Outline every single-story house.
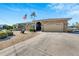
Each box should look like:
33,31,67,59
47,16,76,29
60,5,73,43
31,18,71,32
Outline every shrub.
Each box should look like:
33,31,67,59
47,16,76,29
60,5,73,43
29,28,36,32
0,31,8,39
0,30,13,39
29,28,34,32
2,29,13,36
29,25,36,32
6,30,13,36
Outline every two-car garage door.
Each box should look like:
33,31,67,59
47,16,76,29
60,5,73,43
43,23,64,32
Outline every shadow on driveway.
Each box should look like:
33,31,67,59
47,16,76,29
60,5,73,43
69,31,79,34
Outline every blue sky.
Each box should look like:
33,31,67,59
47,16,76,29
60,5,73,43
0,3,79,25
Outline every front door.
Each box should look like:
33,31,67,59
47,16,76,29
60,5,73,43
36,22,41,31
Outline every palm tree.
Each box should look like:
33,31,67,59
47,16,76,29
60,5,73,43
30,12,37,31
31,12,36,20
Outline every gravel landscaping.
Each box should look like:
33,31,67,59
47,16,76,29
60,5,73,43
0,31,39,50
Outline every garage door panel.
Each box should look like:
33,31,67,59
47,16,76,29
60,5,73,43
43,23,64,32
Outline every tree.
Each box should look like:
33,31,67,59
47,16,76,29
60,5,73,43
30,12,37,29
3,25,13,30
31,12,37,20
74,22,79,29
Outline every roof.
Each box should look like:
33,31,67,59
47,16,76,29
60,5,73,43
33,18,72,22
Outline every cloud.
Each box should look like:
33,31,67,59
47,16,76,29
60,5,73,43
48,3,64,10
48,3,79,17
69,10,79,17
48,3,77,10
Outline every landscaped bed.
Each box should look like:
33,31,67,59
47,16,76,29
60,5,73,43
0,31,39,50
0,30,13,39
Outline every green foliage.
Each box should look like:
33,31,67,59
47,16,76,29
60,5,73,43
0,29,13,39
0,31,8,39
29,25,36,32
3,25,13,30
6,30,13,36
2,29,13,36
29,28,35,32
12,23,26,31
72,22,79,29
75,23,79,29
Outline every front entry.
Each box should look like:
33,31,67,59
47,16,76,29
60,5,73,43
36,22,41,31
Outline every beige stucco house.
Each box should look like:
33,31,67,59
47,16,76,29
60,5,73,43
31,18,71,32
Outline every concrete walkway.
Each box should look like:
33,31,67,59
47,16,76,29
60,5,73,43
1,32,79,56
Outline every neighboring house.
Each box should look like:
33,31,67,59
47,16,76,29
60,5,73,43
32,18,71,32
13,22,32,31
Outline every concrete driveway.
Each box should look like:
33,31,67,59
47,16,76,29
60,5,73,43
1,32,79,56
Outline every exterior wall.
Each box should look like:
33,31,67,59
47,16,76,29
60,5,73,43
26,23,36,31
33,19,68,32
26,24,31,31
36,20,68,32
